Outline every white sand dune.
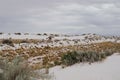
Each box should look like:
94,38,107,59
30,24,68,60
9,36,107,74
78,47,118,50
50,53,120,80
0,33,48,39
0,33,119,50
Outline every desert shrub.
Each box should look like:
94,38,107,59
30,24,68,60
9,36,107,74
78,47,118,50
2,39,14,46
76,51,106,63
20,40,29,43
0,32,3,35
43,33,47,36
103,49,113,56
44,46,51,49
0,56,52,80
47,36,54,41
24,33,29,35
54,34,59,37
61,50,114,66
37,33,41,35
14,33,21,35
82,34,86,35
54,60,61,65
61,51,78,66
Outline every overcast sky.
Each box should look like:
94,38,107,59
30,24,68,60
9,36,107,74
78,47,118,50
0,0,120,35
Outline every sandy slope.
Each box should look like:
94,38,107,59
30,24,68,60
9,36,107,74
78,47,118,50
49,53,120,80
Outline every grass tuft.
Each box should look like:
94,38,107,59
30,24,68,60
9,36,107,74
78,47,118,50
0,56,52,80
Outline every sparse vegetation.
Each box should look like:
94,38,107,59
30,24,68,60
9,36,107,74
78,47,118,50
0,39,41,44
0,32,120,70
0,41,119,69
61,50,113,66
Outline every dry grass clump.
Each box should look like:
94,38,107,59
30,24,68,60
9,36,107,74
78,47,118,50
0,56,52,80
0,57,32,80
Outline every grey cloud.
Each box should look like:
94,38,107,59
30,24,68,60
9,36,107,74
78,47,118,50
0,0,120,35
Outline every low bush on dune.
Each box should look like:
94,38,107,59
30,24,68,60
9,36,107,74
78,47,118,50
37,33,41,35
0,56,52,80
2,39,14,46
14,33,21,35
61,50,114,66
61,51,78,66
0,32,3,35
20,40,29,43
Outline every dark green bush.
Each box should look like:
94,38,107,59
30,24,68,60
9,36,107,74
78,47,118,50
61,51,78,66
61,50,113,66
